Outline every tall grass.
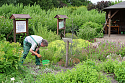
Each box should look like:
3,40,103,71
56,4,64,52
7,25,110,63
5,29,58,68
0,4,105,42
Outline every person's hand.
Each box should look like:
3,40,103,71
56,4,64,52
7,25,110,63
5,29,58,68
36,54,41,58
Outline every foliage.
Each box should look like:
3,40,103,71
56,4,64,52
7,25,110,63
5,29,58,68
77,26,97,40
87,1,111,11
68,0,90,6
87,3,96,11
71,41,125,62
0,41,22,73
114,61,125,82
111,0,123,5
96,32,104,38
96,1,111,12
0,34,6,41
36,60,111,83
78,21,104,38
95,59,125,83
41,39,91,63
0,5,105,43
65,33,78,39
87,0,124,11
80,21,103,33
118,46,125,57
103,59,118,73
0,0,90,10
0,66,35,83
32,23,60,42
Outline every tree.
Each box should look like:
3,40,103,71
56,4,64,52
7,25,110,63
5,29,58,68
68,0,90,6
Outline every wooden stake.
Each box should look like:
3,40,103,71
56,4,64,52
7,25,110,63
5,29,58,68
13,19,16,42
108,11,111,37
66,41,69,67
57,19,59,35
26,19,29,36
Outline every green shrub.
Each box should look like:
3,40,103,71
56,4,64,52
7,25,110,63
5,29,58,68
36,60,111,83
65,33,78,39
96,32,104,38
103,59,118,73
0,41,22,73
80,21,103,33
77,26,97,40
114,61,125,82
42,39,91,63
33,23,60,42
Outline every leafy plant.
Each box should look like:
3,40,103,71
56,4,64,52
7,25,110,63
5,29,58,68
77,26,97,40
80,21,103,33
0,41,22,73
41,39,91,64
36,60,111,83
65,33,78,39
114,61,125,82
103,59,118,73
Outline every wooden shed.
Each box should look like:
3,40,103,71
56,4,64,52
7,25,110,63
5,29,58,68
103,1,125,37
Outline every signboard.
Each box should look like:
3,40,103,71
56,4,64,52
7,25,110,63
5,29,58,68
59,20,64,29
62,38,73,43
16,21,26,33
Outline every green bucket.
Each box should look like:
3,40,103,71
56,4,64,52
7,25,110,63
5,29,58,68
42,60,50,66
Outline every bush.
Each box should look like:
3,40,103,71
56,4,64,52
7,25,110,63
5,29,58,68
33,23,60,42
0,41,22,73
80,21,103,33
87,3,96,11
42,39,91,64
103,59,118,73
96,33,104,38
36,60,111,83
65,33,78,39
114,61,125,82
77,26,97,40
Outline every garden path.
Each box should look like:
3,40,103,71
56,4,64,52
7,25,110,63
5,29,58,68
96,34,125,44
92,34,125,47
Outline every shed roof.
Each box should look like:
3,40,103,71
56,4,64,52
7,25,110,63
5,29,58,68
103,1,125,11
10,14,31,19
54,15,68,18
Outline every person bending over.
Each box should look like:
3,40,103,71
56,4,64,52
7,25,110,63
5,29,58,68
21,35,48,65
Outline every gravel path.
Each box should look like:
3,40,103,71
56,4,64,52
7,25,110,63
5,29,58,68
96,34,125,44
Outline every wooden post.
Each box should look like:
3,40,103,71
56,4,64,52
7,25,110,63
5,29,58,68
66,40,69,67
64,18,66,37
108,11,111,37
62,38,73,68
57,19,59,35
13,19,16,42
26,19,29,36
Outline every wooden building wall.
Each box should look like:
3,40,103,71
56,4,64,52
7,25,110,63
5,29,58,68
105,9,125,34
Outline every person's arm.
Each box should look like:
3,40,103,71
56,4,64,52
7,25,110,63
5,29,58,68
30,48,41,57
35,46,40,52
